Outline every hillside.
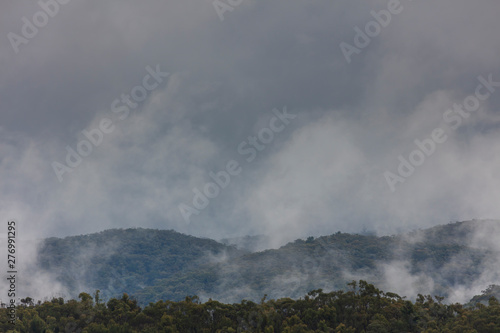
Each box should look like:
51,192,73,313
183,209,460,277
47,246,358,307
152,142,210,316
36,228,246,301
35,220,500,305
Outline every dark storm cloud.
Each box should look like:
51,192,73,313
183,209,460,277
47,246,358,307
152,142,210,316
1,0,500,248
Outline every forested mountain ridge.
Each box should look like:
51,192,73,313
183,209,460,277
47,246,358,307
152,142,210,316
36,228,246,301
35,220,500,306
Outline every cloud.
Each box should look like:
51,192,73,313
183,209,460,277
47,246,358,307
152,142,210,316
1,0,500,249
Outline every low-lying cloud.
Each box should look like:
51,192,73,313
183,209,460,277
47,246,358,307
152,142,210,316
2,0,500,301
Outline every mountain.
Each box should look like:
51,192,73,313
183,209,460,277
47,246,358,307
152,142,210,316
468,284,500,306
36,228,246,301
35,220,500,306
220,234,271,252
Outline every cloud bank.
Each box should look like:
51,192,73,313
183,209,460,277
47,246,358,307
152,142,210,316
1,0,500,252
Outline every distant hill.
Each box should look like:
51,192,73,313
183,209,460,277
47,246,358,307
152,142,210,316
35,220,500,305
36,228,246,301
220,234,271,252
468,285,500,306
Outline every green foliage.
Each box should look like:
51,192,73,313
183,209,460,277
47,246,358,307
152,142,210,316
2,281,500,332
36,228,245,302
33,221,500,307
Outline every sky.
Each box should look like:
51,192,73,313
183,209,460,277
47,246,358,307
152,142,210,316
2,0,500,247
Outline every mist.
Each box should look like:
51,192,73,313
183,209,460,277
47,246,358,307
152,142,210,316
2,0,500,301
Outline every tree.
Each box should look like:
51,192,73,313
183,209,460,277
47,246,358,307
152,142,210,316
29,314,47,333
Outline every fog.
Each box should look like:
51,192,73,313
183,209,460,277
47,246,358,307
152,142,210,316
2,0,500,300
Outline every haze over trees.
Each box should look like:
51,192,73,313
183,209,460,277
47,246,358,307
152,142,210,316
33,220,500,306
2,281,500,332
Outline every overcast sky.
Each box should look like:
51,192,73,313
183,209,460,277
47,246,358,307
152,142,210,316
2,0,500,245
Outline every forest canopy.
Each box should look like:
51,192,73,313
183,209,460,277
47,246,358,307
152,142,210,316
1,280,500,333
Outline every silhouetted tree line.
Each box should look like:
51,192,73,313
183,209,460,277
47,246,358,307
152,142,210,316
1,281,500,332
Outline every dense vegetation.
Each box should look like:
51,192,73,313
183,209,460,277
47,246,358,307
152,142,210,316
35,221,500,305
2,281,500,332
36,228,245,301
